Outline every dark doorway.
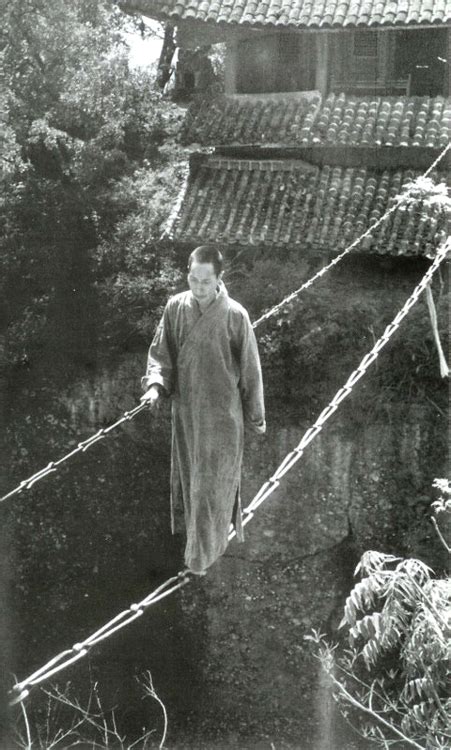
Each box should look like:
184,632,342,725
394,29,448,95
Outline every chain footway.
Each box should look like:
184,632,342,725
9,570,191,706
2,143,450,508
9,239,450,704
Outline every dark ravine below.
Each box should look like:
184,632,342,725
2,342,447,749
1,257,448,749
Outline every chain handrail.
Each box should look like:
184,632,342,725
1,403,148,504
237,237,451,525
2,140,450,506
252,142,450,328
9,237,450,705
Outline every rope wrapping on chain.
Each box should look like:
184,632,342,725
1,140,450,506
9,237,450,706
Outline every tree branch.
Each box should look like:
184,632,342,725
19,699,32,750
327,672,426,750
431,516,451,554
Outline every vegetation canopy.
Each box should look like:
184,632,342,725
1,0,186,377
308,479,451,750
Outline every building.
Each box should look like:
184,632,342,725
122,0,450,259
118,5,450,747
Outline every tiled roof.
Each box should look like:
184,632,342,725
182,94,451,148
169,157,447,255
122,0,451,28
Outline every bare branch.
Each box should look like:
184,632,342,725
19,699,32,750
327,672,426,750
138,671,168,750
431,516,451,554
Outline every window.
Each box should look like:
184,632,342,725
354,31,377,57
353,31,378,58
348,30,379,82
236,33,315,94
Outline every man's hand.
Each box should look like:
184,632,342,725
140,385,160,406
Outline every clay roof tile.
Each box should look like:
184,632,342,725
173,157,445,255
122,0,451,27
183,93,450,148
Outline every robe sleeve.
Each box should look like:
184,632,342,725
238,311,266,434
141,302,175,395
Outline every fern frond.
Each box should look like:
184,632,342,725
423,578,451,611
395,559,433,585
386,573,418,610
401,700,434,734
411,701,434,724
350,613,384,645
340,575,387,628
379,600,418,654
402,677,435,703
362,639,381,670
403,606,450,676
355,551,401,577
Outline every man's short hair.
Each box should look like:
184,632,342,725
188,245,223,277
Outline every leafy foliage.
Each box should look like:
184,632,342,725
95,161,186,348
398,177,451,219
1,0,186,373
309,481,451,749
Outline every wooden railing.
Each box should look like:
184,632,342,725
330,75,411,96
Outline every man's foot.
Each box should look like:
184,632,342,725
189,569,207,576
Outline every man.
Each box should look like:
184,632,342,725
141,245,265,575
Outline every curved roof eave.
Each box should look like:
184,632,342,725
120,0,451,31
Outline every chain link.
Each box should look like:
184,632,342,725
1,402,149,504
2,143,450,506
8,238,449,707
244,239,450,523
9,571,191,705
4,142,451,702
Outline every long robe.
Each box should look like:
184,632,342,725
142,282,265,573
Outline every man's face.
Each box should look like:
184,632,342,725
188,261,219,305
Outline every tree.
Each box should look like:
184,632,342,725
0,0,185,376
308,479,451,750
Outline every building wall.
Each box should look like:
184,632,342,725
220,26,450,97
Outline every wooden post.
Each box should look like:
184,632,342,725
157,23,176,89
316,33,329,95
446,28,451,96
224,38,238,94
377,30,389,84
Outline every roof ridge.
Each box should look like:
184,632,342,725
121,0,451,28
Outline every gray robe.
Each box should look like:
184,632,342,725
142,282,265,573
